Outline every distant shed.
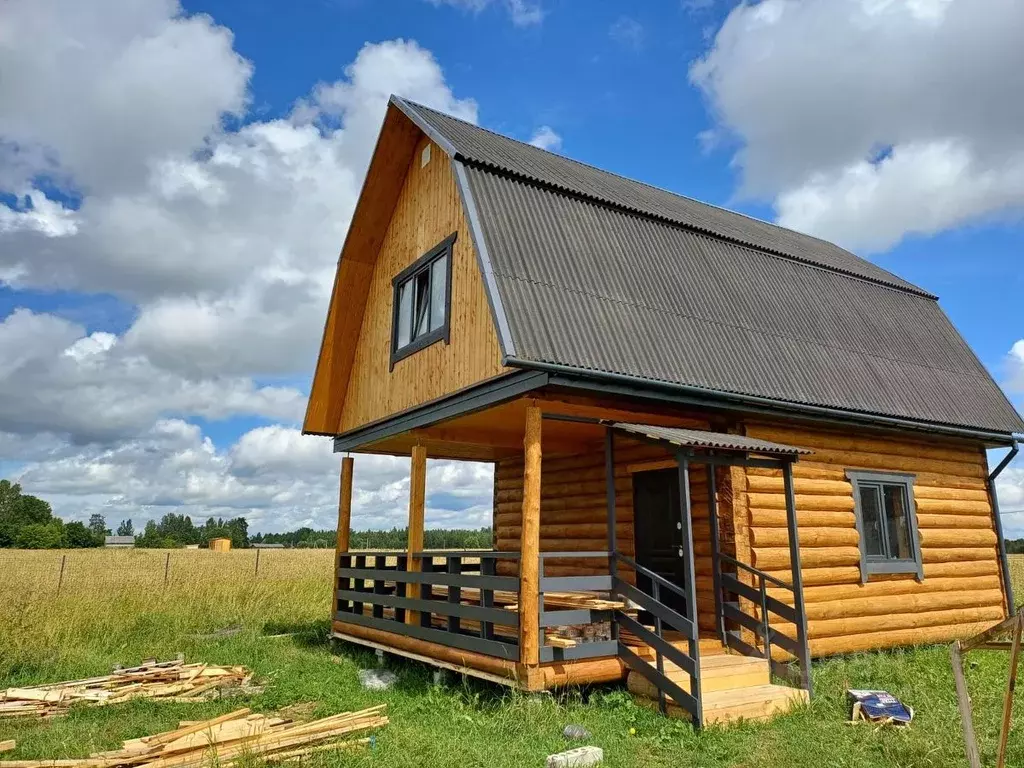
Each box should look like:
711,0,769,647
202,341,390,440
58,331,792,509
208,538,232,552
104,536,135,548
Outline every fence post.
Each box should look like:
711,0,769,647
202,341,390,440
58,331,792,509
163,552,171,587
57,553,67,595
254,547,261,577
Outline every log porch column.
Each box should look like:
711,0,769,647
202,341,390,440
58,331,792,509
519,405,542,666
336,456,354,555
406,445,427,625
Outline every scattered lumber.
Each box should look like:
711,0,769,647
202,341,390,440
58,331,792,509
0,705,387,767
0,743,14,755
545,634,577,649
0,660,253,720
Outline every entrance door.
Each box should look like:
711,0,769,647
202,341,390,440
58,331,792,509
632,468,688,616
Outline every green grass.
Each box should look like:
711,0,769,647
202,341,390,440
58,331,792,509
0,549,1022,767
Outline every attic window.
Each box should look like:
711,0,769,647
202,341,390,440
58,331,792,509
847,470,923,582
390,232,456,368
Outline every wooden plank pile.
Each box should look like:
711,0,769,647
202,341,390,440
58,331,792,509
0,705,388,767
0,660,253,719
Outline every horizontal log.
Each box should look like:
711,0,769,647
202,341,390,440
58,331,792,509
750,527,859,548
760,566,862,586
752,546,861,570
918,528,997,548
746,492,854,512
496,493,632,514
495,509,633,527
807,605,1004,641
745,476,852,495
786,575,1003,605
748,509,855,528
747,425,983,465
497,523,633,540
804,589,1005,622
916,514,994,530
922,547,996,564
748,464,989,492
924,560,999,579
914,485,991,503
810,619,997,657
915,497,991,515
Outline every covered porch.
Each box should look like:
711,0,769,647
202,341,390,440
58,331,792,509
330,392,814,726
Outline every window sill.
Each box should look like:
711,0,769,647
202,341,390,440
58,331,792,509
389,326,449,369
863,559,923,582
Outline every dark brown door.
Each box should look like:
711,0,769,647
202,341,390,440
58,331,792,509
632,468,687,615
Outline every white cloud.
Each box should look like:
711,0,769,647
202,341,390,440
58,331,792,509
0,1,492,531
12,424,493,534
690,0,1024,252
1003,341,1024,395
609,16,645,50
425,0,544,26
528,126,562,152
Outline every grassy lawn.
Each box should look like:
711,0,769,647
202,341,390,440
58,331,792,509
0,549,1022,767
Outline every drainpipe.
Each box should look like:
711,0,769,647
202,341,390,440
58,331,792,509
989,440,1020,616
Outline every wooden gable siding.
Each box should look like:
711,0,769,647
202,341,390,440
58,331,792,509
338,135,508,432
739,422,1004,657
493,428,736,634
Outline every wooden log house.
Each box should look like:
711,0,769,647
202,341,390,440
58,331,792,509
303,97,1024,726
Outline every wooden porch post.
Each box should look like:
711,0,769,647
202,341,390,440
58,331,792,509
406,445,427,626
336,456,354,554
520,405,542,666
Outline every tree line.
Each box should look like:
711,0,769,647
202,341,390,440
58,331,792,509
2,479,493,550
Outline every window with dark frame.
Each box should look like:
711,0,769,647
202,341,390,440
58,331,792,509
390,232,456,368
847,470,923,581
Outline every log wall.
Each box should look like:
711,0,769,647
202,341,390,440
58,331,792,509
494,434,735,633
742,421,1005,657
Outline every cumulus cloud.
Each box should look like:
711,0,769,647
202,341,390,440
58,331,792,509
528,126,562,152
690,0,1024,252
1003,341,1024,395
0,0,493,531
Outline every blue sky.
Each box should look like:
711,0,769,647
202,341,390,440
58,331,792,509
1,0,1023,535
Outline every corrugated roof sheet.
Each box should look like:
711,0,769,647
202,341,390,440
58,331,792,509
391,98,1024,435
610,423,813,456
399,98,929,297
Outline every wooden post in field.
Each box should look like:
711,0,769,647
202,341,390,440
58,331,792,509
406,445,427,626
519,405,542,666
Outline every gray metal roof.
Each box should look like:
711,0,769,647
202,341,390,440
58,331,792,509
391,98,1024,436
610,423,813,456
398,98,929,297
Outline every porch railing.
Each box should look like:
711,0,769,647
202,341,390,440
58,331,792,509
538,551,618,662
613,552,702,725
334,550,521,660
718,553,812,693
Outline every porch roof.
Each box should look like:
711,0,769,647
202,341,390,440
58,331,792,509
608,422,813,457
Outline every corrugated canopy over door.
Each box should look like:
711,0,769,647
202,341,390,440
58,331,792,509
608,423,812,458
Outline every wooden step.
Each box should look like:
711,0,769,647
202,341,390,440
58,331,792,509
629,636,727,662
627,655,769,697
635,683,808,726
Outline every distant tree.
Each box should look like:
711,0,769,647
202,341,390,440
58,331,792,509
116,519,134,537
64,520,101,548
226,517,249,548
87,514,109,539
0,480,58,548
15,521,64,549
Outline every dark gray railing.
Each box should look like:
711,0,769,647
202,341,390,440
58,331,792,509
538,551,618,662
613,552,702,726
717,553,811,692
334,550,521,660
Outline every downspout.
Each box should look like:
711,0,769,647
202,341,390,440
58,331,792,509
989,440,1020,616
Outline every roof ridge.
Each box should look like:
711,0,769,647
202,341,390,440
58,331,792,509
395,96,935,300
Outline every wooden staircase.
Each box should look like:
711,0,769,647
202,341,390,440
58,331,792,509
626,639,808,726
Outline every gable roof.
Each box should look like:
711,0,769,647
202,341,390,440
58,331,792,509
390,97,1023,437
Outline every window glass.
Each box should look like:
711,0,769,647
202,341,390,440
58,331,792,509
429,254,447,332
884,484,912,560
858,484,885,558
397,281,412,347
412,270,431,339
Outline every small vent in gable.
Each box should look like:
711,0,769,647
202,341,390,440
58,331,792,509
421,143,431,168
